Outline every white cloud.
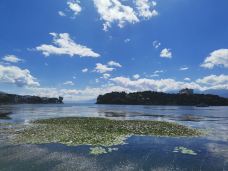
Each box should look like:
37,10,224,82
184,77,191,81
109,74,228,93
107,60,122,67
153,40,161,49
124,38,131,43
93,0,139,31
0,64,39,87
58,11,66,17
110,76,202,92
154,70,164,74
133,74,140,79
201,49,228,69
82,68,88,73
135,0,158,18
93,0,158,31
110,74,228,92
94,63,114,73
160,48,172,58
63,81,75,86
2,55,23,63
150,74,159,77
67,1,82,15
179,66,189,71
102,73,111,79
196,74,228,89
36,33,100,58
150,70,163,77
23,74,228,102
27,85,130,102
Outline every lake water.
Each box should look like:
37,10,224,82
0,104,228,171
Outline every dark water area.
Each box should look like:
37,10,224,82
0,104,228,171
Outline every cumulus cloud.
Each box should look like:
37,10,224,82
93,0,139,31
2,55,23,63
94,63,114,73
110,76,202,92
24,74,228,101
93,0,158,31
36,33,100,58
63,81,75,86
196,74,228,89
135,0,158,18
82,68,88,73
201,49,228,69
67,1,82,15
110,74,228,93
107,60,122,67
27,85,130,102
160,48,172,58
0,64,39,87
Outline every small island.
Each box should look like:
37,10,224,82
0,92,63,104
97,89,228,106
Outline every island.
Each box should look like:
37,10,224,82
0,92,63,104
96,89,228,106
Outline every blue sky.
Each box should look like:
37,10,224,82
0,0,228,101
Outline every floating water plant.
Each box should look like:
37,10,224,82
90,147,107,155
13,117,202,147
89,146,118,155
173,146,197,155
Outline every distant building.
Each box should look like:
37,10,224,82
179,88,194,95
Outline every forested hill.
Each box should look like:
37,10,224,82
0,92,63,104
96,91,228,106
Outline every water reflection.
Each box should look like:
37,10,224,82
0,104,228,170
0,137,227,170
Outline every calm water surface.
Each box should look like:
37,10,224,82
0,104,228,171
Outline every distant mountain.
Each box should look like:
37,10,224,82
166,90,228,98
96,91,228,106
202,89,228,98
0,92,63,104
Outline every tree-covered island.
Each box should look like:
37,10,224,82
97,89,228,106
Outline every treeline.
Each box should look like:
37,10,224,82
0,92,63,104
96,91,228,106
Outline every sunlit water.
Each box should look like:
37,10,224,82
0,104,228,171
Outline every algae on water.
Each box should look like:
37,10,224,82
13,117,202,147
173,146,197,155
90,147,107,155
89,146,118,155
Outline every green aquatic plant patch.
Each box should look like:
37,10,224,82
173,146,197,155
13,117,202,147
